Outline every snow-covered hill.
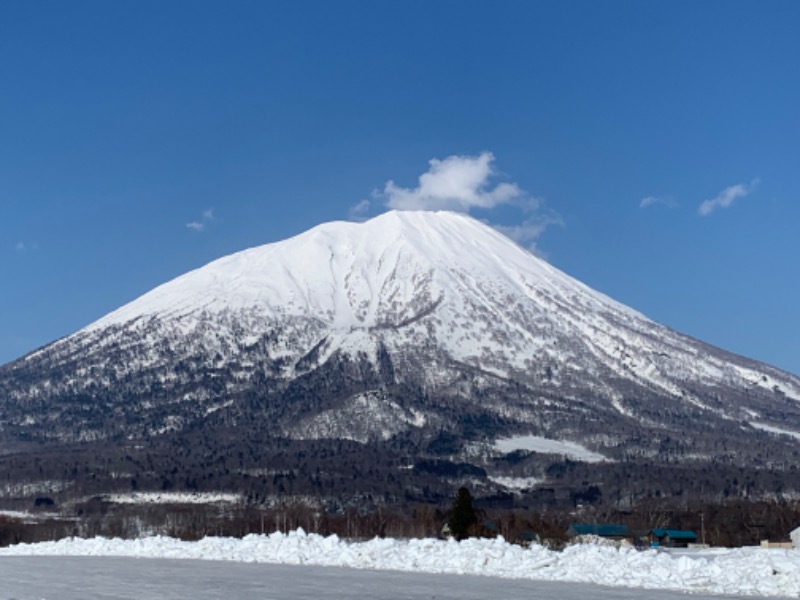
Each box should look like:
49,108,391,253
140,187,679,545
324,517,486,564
2,210,800,499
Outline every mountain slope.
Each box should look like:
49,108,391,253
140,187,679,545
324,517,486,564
2,210,800,505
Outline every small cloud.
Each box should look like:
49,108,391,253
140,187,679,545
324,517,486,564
186,207,214,232
698,179,759,216
348,199,371,221
14,241,38,253
492,214,564,257
382,152,522,212
640,195,677,209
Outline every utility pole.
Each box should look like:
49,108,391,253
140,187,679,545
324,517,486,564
701,512,706,546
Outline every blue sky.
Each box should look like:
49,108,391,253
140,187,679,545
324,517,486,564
2,1,799,375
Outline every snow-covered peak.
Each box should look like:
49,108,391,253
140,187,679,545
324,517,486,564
85,210,637,333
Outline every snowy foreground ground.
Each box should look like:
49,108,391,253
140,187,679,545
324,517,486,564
0,557,755,600
1,530,799,598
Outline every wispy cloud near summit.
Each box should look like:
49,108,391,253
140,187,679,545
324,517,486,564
348,152,562,254
492,214,564,257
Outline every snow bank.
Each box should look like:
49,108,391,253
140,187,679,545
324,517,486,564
1,530,798,597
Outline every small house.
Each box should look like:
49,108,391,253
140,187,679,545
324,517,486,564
650,529,698,548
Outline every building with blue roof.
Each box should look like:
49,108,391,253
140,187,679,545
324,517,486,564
650,529,698,548
566,523,631,540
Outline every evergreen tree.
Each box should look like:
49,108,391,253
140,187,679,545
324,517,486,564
447,486,478,540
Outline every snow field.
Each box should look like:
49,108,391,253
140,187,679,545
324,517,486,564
1,530,799,597
492,434,609,463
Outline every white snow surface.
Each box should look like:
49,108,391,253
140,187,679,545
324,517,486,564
486,475,542,490
493,435,609,463
101,492,243,505
1,530,799,597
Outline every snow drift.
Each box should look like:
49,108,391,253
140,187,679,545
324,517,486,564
2,531,799,597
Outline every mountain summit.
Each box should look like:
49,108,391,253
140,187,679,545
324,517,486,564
2,210,800,505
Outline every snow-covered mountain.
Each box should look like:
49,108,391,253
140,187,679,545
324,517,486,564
2,210,800,497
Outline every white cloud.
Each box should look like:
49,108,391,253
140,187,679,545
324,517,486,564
348,199,371,221
367,152,562,253
383,152,522,212
698,179,759,216
640,195,677,209
186,208,214,232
